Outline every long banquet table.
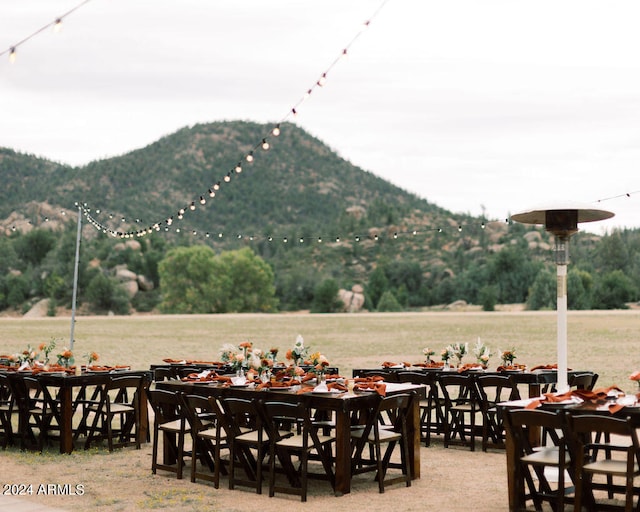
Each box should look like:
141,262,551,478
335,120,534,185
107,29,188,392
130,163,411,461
5,370,151,454
156,379,427,495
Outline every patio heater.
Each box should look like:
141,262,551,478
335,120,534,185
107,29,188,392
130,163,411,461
511,203,613,392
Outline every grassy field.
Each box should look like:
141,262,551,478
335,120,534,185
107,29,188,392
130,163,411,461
1,310,639,511
2,310,639,393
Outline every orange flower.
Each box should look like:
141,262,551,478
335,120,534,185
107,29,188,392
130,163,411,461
239,341,252,349
62,349,72,359
629,371,640,381
285,349,293,361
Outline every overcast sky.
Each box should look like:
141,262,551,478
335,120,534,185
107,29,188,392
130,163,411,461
2,0,640,234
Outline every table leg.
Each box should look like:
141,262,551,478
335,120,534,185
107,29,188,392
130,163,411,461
59,386,73,454
407,395,421,479
333,409,351,495
504,422,520,512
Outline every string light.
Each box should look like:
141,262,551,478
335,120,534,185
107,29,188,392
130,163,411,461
261,139,270,150
1,0,93,62
272,125,281,136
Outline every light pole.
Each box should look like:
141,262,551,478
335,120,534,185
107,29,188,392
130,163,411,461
511,203,613,392
70,203,82,351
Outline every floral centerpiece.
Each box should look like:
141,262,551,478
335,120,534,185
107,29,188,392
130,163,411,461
56,347,74,368
220,341,251,373
85,351,99,367
308,351,330,377
448,342,468,368
441,347,454,367
39,339,57,365
15,344,40,368
422,347,436,364
499,347,517,367
286,334,309,366
472,338,491,367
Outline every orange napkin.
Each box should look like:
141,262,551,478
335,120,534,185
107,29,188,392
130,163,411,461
328,382,348,392
354,376,384,383
354,382,386,396
381,361,410,368
458,363,485,373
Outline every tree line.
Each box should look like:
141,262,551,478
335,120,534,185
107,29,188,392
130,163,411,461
0,223,638,316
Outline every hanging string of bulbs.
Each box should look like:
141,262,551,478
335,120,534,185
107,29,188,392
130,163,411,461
76,0,392,238
79,204,504,241
76,186,639,242
1,0,93,63
4,1,637,239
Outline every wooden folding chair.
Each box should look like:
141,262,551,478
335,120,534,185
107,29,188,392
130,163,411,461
351,393,413,493
262,399,335,501
475,374,520,452
566,414,640,512
503,408,572,511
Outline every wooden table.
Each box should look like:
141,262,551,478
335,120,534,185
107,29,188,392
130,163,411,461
157,379,426,495
6,370,151,454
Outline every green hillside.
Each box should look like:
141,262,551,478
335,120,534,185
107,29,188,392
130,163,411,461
0,120,637,314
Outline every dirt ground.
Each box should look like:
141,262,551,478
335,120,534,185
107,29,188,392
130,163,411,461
0,435,510,512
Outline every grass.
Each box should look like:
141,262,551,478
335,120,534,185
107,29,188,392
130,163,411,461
2,310,640,393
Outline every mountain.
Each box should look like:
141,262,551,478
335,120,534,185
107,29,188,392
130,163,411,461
5,120,629,313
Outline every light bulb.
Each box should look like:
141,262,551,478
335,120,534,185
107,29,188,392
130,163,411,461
9,47,16,64
235,164,242,173
179,208,185,215
317,73,327,87
213,182,220,191
224,173,231,183
208,189,216,198
189,202,196,210
199,196,206,205
261,139,270,150
53,18,62,33
272,125,280,136
246,152,254,163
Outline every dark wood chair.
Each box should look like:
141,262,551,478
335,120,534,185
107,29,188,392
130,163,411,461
21,376,62,451
262,399,335,501
566,414,640,512
85,375,145,451
438,373,479,451
474,374,520,451
0,373,16,448
351,393,414,493
396,371,444,446
179,394,228,488
219,396,269,494
569,372,598,390
503,408,572,511
148,389,190,479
